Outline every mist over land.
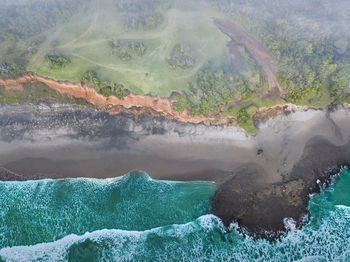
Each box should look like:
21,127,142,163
1,0,349,131
0,0,350,259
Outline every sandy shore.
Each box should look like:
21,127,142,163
0,103,252,181
1,102,350,236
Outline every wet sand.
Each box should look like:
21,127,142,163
0,103,255,182
1,103,350,236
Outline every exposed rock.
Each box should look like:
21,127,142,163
0,72,238,127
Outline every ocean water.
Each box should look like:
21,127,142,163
0,169,350,261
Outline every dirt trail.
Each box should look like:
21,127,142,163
30,28,63,65
59,1,99,50
70,53,143,74
214,18,283,94
0,72,237,127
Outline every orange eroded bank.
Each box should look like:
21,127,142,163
0,72,237,126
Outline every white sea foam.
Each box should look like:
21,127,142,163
283,217,297,231
1,170,350,261
1,207,350,262
0,216,214,261
293,255,327,262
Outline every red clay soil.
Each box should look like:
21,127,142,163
0,72,238,126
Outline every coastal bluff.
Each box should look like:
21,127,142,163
0,72,237,126
0,102,350,237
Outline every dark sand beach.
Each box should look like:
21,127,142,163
1,102,350,236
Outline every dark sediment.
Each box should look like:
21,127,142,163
1,102,350,238
0,167,29,181
0,103,236,182
212,137,350,237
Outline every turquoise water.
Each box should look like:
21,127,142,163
0,169,350,261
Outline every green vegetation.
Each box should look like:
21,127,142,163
0,0,85,78
81,70,129,98
211,0,350,107
224,104,258,134
271,37,349,106
116,0,165,31
237,108,250,124
1,0,350,133
45,53,71,69
0,1,84,41
167,44,196,70
0,59,27,78
168,56,261,117
110,40,147,61
0,82,90,105
170,92,188,113
25,0,231,97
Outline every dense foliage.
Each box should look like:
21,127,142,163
170,60,259,116
1,0,350,133
45,53,71,69
0,59,27,78
81,70,129,98
0,0,85,78
0,0,84,41
115,0,166,31
210,0,350,105
237,108,249,123
167,44,196,70
110,40,147,61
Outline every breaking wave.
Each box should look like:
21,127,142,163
1,169,350,261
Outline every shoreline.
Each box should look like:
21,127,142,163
0,101,350,237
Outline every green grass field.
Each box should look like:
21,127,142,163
27,2,231,97
3,0,348,133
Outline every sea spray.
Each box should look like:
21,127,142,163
1,169,350,261
0,170,215,248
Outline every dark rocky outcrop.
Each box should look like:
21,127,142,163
212,137,350,237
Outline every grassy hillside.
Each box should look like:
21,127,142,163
27,2,232,97
1,0,349,133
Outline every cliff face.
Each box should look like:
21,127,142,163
0,72,237,126
1,99,350,237
1,72,327,130
252,103,317,124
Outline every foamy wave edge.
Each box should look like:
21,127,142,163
0,214,223,261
